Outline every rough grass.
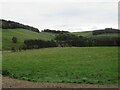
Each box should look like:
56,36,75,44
2,29,55,49
2,47,118,84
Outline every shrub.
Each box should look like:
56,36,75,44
12,37,17,43
11,47,16,52
2,69,10,76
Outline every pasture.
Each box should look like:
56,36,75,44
2,47,118,84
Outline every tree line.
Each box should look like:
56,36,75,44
0,19,39,33
11,38,58,51
24,39,57,49
41,29,69,34
55,33,120,47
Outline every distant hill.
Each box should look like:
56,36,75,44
72,28,120,38
92,28,120,35
0,19,39,33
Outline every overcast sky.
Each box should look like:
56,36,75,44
0,0,119,32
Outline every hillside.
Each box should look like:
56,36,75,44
2,28,120,50
2,29,55,50
1,19,120,50
72,29,120,38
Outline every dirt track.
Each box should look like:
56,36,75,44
2,77,118,88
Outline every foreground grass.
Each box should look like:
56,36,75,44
2,47,118,84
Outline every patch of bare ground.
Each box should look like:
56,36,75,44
2,77,118,88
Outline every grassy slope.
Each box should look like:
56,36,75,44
3,47,118,84
2,29,55,49
72,31,93,37
3,29,119,50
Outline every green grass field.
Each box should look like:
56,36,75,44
3,47,118,84
2,29,55,49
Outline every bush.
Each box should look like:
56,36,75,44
11,47,16,52
2,69,10,76
12,37,17,43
